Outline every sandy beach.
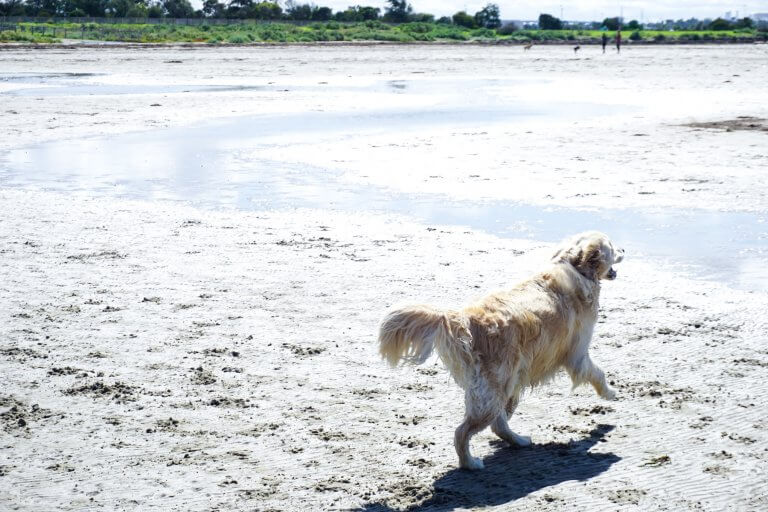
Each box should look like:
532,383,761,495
1,44,767,511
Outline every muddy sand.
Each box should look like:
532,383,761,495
1,44,767,510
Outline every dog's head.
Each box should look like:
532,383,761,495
552,231,624,282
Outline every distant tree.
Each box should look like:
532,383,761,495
602,17,621,30
249,1,281,19
474,3,500,29
626,19,641,30
311,5,331,21
708,17,732,30
24,0,64,15
683,17,699,29
285,1,311,20
50,0,67,16
734,17,753,29
202,0,225,17
106,0,147,17
334,5,379,21
67,0,108,16
0,0,25,15
285,4,318,20
452,10,476,28
436,15,451,24
20,0,34,14
538,13,562,30
333,7,352,21
163,0,193,17
147,0,163,16
357,6,379,20
383,0,411,23
685,18,700,29
126,0,148,16
411,12,432,22
226,0,251,18
0,0,17,16
409,12,433,22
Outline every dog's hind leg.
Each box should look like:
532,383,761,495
491,395,532,447
566,355,616,400
454,377,501,470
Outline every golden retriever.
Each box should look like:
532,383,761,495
378,231,624,470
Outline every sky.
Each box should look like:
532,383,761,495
287,1,767,22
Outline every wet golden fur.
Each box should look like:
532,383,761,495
378,231,624,470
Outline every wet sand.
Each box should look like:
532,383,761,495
1,45,768,511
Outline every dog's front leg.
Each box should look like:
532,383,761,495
567,355,616,400
588,361,616,400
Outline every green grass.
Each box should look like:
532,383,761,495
0,29,59,43
1,22,763,44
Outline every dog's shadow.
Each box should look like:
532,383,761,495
357,424,620,512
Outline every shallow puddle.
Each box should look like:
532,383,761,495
2,111,766,292
5,84,271,96
0,72,102,82
0,72,266,96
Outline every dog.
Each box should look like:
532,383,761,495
378,231,624,470
523,42,533,51
573,45,581,54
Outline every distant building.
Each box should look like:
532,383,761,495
752,13,768,22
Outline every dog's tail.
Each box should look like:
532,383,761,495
378,305,474,386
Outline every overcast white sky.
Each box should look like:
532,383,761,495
282,1,766,22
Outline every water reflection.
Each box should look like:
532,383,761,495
1,118,765,292
0,73,765,291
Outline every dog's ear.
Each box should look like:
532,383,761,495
569,243,602,280
586,246,603,269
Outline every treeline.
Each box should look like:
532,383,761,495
537,12,759,31
536,14,645,31
2,0,762,32
0,0,501,27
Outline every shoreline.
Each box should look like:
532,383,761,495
2,39,766,49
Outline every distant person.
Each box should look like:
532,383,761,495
573,45,581,54
616,29,622,53
601,33,608,53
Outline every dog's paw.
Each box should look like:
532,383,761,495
460,457,484,471
513,434,532,447
601,386,617,401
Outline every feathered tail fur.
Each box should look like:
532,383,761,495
378,305,474,386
